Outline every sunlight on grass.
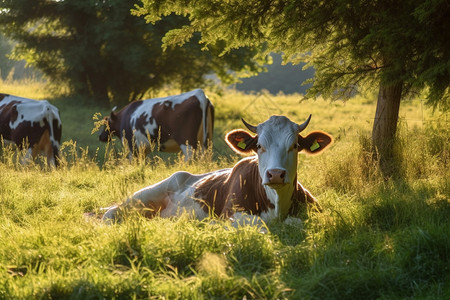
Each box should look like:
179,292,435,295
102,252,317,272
0,80,449,299
0,77,50,99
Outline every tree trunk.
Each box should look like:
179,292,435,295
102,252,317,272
372,81,402,177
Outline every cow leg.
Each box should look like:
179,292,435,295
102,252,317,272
229,212,268,233
180,144,194,161
21,148,34,165
43,142,56,168
102,171,201,223
29,129,56,167
47,154,56,168
120,136,135,160
297,182,322,212
102,179,173,223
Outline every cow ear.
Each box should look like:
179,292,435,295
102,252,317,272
298,131,333,154
226,130,257,154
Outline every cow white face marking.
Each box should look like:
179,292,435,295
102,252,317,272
254,117,301,219
255,116,300,187
225,116,302,219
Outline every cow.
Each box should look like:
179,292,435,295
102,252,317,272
0,93,62,167
98,89,214,159
102,115,333,227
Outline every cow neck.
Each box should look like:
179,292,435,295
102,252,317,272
261,174,296,221
112,113,123,138
193,157,272,217
289,174,302,215
230,157,273,213
238,156,296,221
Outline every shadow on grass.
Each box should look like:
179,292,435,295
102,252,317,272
279,180,450,299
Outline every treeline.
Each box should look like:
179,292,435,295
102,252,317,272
1,37,314,95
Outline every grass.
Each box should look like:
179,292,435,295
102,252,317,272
0,79,449,299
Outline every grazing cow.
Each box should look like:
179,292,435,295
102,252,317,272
98,89,214,159
102,115,333,226
0,93,62,167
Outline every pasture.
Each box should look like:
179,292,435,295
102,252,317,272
0,79,449,299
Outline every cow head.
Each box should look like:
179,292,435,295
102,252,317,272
226,115,332,189
98,108,118,142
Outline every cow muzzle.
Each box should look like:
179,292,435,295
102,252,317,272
264,168,288,187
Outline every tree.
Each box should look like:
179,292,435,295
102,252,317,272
0,0,266,107
135,0,449,176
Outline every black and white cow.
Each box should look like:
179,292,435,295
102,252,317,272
0,93,62,167
98,89,214,159
102,115,333,226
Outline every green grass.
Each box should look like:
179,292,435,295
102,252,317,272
0,80,449,299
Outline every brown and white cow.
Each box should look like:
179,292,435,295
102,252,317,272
98,89,214,159
0,93,62,167
102,115,332,226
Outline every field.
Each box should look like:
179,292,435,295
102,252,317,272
0,79,449,299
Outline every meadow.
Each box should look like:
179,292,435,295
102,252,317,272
0,79,449,299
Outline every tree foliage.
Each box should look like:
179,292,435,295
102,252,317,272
135,0,449,109
0,0,266,106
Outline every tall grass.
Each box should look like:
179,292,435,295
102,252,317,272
0,80,449,299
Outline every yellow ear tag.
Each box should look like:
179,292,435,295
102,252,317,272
310,139,320,151
237,141,247,149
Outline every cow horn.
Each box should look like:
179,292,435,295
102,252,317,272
111,106,118,112
241,118,257,133
297,114,312,132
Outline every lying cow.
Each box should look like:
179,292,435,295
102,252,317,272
98,89,214,159
0,93,62,167
102,115,332,226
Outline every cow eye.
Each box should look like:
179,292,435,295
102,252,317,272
256,144,265,152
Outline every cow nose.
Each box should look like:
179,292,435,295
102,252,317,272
266,169,286,184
